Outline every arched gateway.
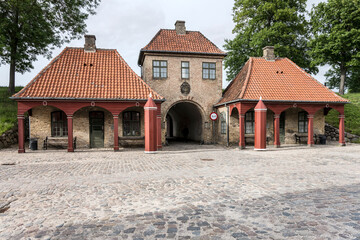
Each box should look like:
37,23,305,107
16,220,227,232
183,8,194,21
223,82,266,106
166,101,203,143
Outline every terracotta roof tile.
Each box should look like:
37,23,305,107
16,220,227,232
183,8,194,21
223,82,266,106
13,48,164,101
138,29,226,65
218,57,348,104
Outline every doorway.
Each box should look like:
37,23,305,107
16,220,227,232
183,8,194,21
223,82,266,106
280,112,285,143
89,111,104,148
166,102,203,143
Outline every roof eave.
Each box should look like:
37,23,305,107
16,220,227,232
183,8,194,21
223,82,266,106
11,97,166,102
214,98,349,107
138,49,227,66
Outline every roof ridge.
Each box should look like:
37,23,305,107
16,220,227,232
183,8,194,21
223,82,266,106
285,58,349,102
197,31,226,54
12,47,70,98
143,29,162,50
114,50,164,100
239,57,253,99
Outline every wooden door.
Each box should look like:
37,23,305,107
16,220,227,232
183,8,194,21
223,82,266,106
89,111,104,148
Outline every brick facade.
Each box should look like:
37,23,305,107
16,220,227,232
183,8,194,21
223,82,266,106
141,54,223,144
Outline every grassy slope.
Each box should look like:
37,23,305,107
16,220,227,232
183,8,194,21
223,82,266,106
325,93,360,136
0,86,23,134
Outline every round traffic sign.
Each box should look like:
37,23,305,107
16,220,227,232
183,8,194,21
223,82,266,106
210,112,218,121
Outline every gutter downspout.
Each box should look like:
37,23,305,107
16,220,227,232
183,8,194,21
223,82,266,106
226,104,229,147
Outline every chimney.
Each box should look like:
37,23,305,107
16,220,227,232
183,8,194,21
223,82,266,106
84,35,96,52
175,20,186,35
263,46,275,61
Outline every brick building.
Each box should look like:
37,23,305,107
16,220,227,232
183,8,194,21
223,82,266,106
12,21,348,152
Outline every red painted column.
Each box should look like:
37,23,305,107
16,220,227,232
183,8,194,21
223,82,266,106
254,99,267,150
144,97,157,153
307,114,314,146
339,114,346,146
239,114,245,149
67,115,74,152
273,114,280,148
157,113,162,150
18,114,25,153
113,114,119,151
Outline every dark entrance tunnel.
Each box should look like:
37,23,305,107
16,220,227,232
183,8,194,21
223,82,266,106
166,102,202,142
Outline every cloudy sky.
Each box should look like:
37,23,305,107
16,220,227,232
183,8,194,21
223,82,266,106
0,0,326,89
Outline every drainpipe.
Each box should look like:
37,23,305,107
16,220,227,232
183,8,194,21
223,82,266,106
226,104,229,147
212,108,215,144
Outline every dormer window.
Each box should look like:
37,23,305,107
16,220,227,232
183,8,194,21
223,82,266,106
153,60,167,79
202,62,216,80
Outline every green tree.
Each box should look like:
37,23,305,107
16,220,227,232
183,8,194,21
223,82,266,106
0,0,100,94
309,0,360,95
325,66,360,93
224,0,317,81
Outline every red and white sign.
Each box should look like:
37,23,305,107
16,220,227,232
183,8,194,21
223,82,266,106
209,112,218,121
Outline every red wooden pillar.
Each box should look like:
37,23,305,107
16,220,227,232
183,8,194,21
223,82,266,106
273,113,281,148
254,99,267,150
18,114,25,153
339,114,346,146
239,114,245,149
157,111,162,150
113,114,119,151
307,114,314,146
144,97,157,153
67,114,74,152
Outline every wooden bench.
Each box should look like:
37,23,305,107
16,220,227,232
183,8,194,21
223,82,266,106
43,136,77,150
295,134,318,144
118,136,144,147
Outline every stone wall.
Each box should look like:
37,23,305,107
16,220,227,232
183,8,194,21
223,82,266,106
142,53,224,144
0,126,18,149
325,123,359,143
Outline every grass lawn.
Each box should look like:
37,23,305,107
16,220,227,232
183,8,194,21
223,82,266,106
325,93,360,136
0,86,23,135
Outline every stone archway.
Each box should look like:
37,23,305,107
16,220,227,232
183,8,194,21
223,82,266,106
166,101,203,143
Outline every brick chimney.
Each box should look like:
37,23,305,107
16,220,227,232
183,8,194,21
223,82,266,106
84,35,96,52
175,20,186,35
263,46,275,61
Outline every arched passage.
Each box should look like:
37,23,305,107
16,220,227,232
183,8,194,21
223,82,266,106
166,101,203,143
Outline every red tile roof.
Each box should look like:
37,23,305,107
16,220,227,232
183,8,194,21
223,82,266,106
217,57,348,105
13,48,164,101
138,29,226,65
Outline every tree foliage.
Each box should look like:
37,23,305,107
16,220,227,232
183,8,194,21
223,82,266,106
309,0,360,95
224,0,317,81
325,66,360,93
0,0,100,94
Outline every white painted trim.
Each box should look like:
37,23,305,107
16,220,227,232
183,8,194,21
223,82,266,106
254,109,267,111
144,107,157,110
144,151,157,154
254,148,267,151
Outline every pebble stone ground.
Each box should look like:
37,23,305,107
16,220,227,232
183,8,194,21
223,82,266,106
0,143,360,240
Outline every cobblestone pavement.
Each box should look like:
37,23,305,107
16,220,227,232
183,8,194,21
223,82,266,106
0,143,360,240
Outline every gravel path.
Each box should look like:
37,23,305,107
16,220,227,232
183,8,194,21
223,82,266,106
0,143,359,239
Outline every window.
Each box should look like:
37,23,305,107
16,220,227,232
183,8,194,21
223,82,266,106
202,62,216,79
51,111,68,137
220,112,226,134
298,111,308,133
153,60,167,78
245,111,254,134
123,111,141,136
181,61,189,79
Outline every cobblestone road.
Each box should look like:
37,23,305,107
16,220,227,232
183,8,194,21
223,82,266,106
0,144,360,240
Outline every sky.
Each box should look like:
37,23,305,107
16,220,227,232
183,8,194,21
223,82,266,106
0,0,326,89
